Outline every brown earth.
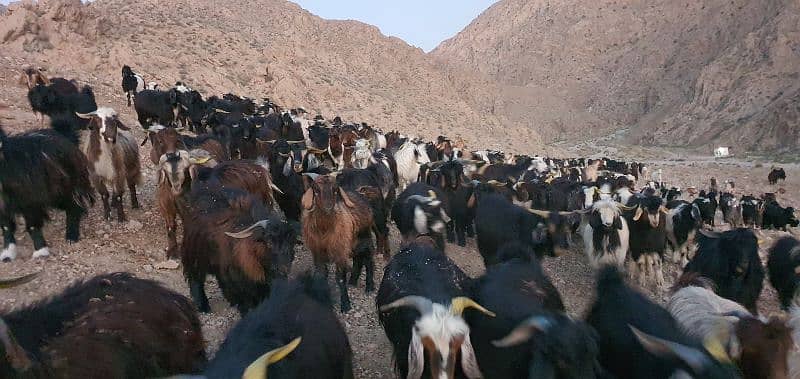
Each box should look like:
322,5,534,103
1,1,799,378
432,0,800,153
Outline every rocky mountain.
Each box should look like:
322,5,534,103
432,0,800,153
0,0,543,152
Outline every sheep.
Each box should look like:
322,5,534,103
181,181,294,314
0,272,206,378
198,273,353,379
669,274,793,379
376,242,494,379
0,120,94,261
75,108,142,222
582,199,630,270
301,173,376,312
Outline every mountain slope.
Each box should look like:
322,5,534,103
0,0,541,151
431,0,800,153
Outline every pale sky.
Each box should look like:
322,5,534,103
291,0,498,52
0,0,498,52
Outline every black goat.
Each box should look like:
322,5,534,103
665,201,703,266
693,190,718,226
0,272,206,378
468,247,602,378
768,167,786,185
683,228,764,313
200,274,353,379
438,161,473,246
267,139,305,225
740,195,763,228
474,188,553,266
181,183,295,314
377,242,493,379
27,84,97,128
767,237,800,310
0,122,94,261
133,88,180,128
586,267,741,379
392,182,450,252
121,65,144,107
762,200,798,231
625,194,669,287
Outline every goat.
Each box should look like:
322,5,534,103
377,242,494,379
625,194,669,288
76,108,141,222
266,139,305,225
0,272,205,378
0,121,94,261
392,183,451,252
27,84,96,128
121,65,145,107
693,190,718,226
133,88,180,128
582,199,630,270
740,195,764,228
668,274,793,379
181,181,294,314
468,248,602,378
437,161,473,247
762,200,799,231
767,237,800,309
665,201,703,266
147,124,227,166
768,167,786,185
19,67,79,123
586,267,741,379
336,168,392,262
683,229,764,313
301,173,376,312
394,141,431,190
199,273,353,378
720,192,743,227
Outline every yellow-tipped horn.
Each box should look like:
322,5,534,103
449,297,495,317
189,156,211,165
527,209,551,218
242,337,302,379
427,190,437,200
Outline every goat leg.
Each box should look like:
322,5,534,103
26,223,49,259
129,182,140,209
446,220,456,243
456,218,467,247
113,194,126,223
1,219,17,262
349,250,364,287
336,266,352,313
98,183,111,221
65,202,83,242
188,277,211,313
364,252,375,293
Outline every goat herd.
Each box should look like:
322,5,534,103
0,65,798,379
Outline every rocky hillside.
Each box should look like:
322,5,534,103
0,0,545,152
432,0,800,153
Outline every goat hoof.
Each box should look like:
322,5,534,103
340,304,352,313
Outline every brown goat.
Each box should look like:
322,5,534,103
0,272,206,378
148,125,227,166
328,127,358,169
735,316,793,379
76,108,141,222
301,173,375,312
156,155,277,259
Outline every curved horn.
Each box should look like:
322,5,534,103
301,172,320,181
450,297,495,317
75,111,97,119
487,180,508,187
286,140,306,144
379,295,434,315
270,182,284,195
307,147,326,154
242,337,302,379
659,205,670,214
255,138,277,144
527,209,551,218
717,310,752,320
617,203,637,211
213,108,230,114
225,220,269,239
188,156,211,165
406,195,431,204
0,271,41,289
492,316,554,348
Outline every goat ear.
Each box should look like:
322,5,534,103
467,193,476,208
407,327,425,379
460,333,483,379
188,165,200,181
301,188,314,210
339,187,356,208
